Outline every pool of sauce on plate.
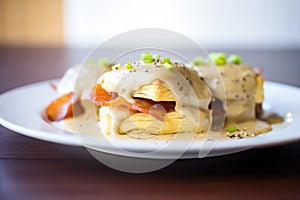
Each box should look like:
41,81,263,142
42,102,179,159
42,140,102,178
57,104,282,141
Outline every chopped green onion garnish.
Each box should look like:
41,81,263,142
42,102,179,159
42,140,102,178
163,62,173,70
162,57,171,64
209,52,227,66
86,58,94,65
152,54,160,61
99,58,109,67
141,52,153,63
192,56,203,67
226,125,238,133
126,62,133,70
208,52,217,59
112,63,121,71
227,54,242,64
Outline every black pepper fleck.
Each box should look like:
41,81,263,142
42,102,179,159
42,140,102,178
184,93,190,98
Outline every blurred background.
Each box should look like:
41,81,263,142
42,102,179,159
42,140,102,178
0,0,299,49
0,0,299,88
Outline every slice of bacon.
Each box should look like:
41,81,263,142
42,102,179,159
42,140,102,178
46,92,83,121
91,84,175,121
125,98,175,121
91,84,119,106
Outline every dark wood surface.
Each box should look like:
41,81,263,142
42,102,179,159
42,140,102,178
1,47,300,200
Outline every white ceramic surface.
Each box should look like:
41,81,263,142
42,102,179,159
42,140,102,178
0,80,299,159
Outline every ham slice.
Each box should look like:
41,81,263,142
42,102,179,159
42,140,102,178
91,84,175,121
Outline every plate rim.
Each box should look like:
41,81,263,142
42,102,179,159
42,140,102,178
1,79,300,159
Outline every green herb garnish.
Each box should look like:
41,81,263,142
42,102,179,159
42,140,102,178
141,52,153,63
192,56,204,67
86,58,94,65
227,54,242,64
125,62,133,70
162,57,171,64
226,125,238,133
99,58,109,67
209,52,227,66
163,62,173,70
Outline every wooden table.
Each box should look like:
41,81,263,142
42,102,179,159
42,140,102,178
1,47,300,200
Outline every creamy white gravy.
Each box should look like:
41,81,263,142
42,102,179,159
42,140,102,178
98,61,211,134
197,64,257,122
59,109,272,140
56,62,277,140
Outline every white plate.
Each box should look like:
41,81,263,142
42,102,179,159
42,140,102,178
0,80,300,159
